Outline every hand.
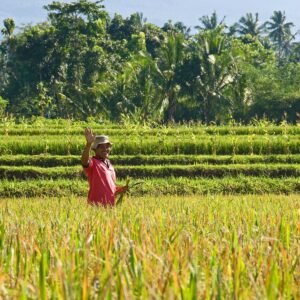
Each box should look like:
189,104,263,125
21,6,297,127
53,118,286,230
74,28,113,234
84,128,96,144
116,185,129,195
119,185,129,193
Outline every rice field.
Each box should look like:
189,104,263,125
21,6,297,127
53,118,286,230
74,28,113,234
0,119,299,298
0,195,300,298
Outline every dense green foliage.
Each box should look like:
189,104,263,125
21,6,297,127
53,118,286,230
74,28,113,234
0,0,300,123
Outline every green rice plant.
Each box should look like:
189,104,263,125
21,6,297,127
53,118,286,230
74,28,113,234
0,195,299,298
279,218,290,250
39,251,48,300
0,176,299,198
266,262,279,299
1,154,300,167
1,164,299,180
281,122,291,155
1,124,300,136
207,125,220,157
1,134,299,155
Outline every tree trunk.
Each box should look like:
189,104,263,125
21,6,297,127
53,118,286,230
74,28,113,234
165,91,176,123
203,96,210,125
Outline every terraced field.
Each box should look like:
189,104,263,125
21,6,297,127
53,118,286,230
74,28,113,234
0,120,299,298
0,121,299,197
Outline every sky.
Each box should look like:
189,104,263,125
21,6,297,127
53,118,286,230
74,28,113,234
0,0,300,35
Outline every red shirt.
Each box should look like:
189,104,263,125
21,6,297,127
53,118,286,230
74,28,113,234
83,157,117,206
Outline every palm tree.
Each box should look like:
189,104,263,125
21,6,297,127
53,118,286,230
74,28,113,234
264,11,294,58
157,32,186,122
129,12,147,32
1,18,15,87
162,20,191,38
195,11,225,31
118,51,163,122
235,13,264,38
1,18,15,39
192,27,238,123
174,22,191,38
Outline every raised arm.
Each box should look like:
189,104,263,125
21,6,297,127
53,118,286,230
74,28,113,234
81,128,96,167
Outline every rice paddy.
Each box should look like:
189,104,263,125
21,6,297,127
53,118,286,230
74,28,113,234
0,119,299,298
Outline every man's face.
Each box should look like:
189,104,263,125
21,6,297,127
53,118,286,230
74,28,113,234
95,143,112,159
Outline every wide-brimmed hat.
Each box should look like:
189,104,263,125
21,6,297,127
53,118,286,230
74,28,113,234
92,135,113,150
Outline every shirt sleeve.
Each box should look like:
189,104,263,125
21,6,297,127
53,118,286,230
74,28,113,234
82,158,93,177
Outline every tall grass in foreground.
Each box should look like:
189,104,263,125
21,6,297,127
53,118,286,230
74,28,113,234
0,195,299,299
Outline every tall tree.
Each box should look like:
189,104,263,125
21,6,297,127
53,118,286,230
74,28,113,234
143,23,164,57
162,20,191,37
44,0,112,118
195,11,225,31
2,23,58,116
1,18,15,39
0,18,16,95
264,11,295,59
117,50,163,122
157,32,187,122
235,13,264,38
109,12,146,41
91,32,163,122
189,27,239,123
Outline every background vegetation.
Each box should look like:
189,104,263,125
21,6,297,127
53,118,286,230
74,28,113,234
0,0,300,124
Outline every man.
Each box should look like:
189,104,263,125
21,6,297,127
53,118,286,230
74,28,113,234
81,128,127,206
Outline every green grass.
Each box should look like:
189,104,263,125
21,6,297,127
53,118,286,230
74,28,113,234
118,164,300,178
0,135,299,155
1,154,300,167
0,195,299,298
0,176,299,198
1,125,300,136
0,164,299,180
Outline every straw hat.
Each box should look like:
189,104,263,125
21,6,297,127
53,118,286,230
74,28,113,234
92,135,113,150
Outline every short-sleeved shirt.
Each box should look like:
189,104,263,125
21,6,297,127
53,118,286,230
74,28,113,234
83,157,117,206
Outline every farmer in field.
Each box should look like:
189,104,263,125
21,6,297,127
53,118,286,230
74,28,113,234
81,128,127,206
